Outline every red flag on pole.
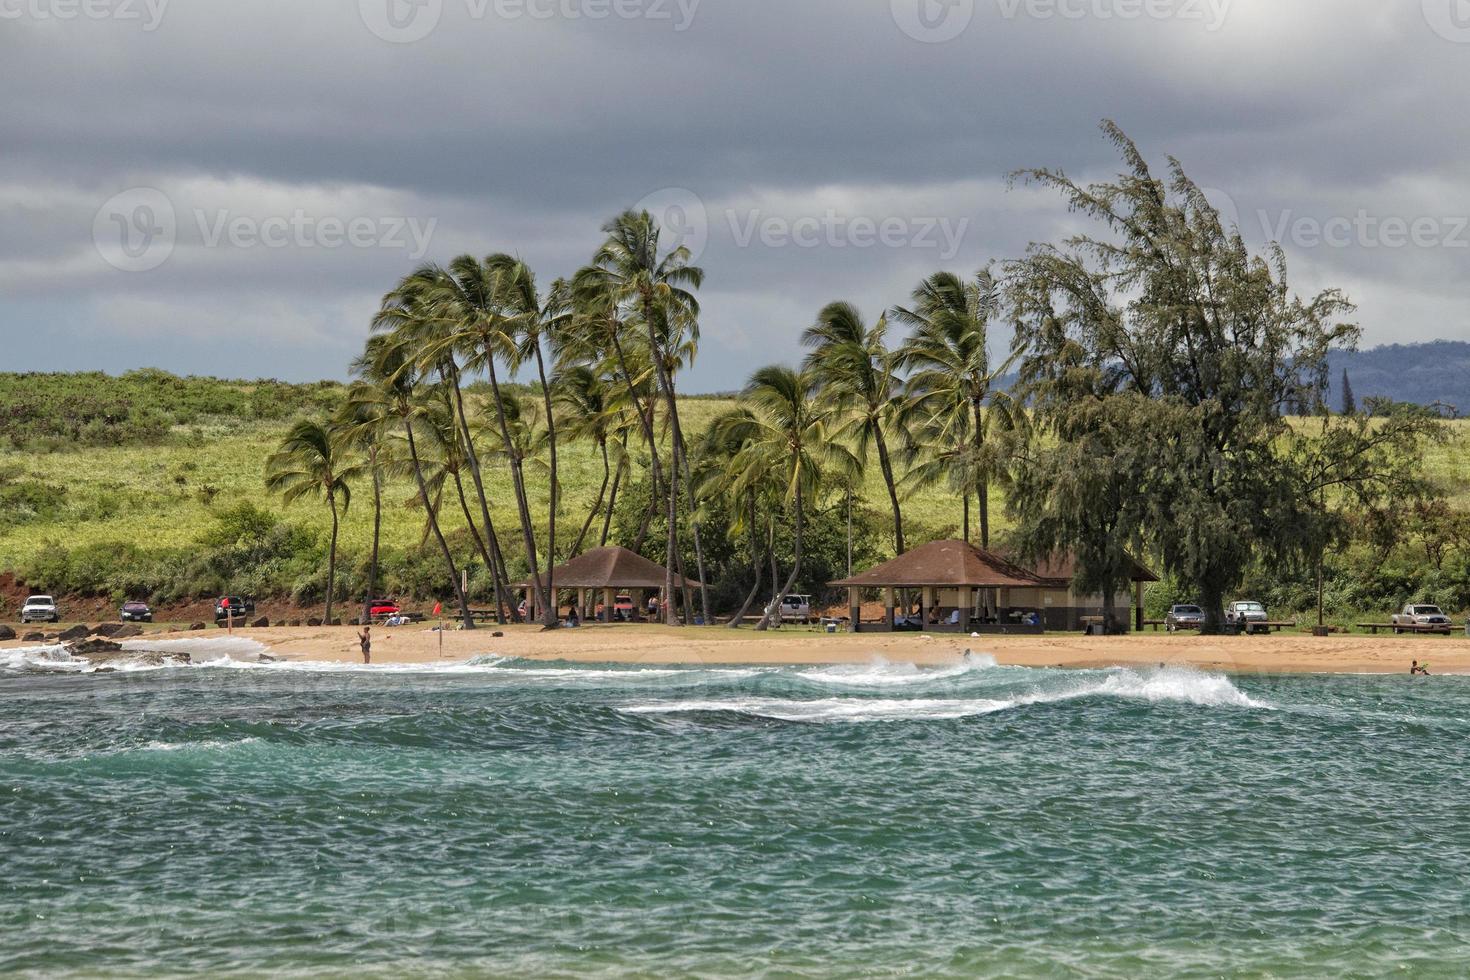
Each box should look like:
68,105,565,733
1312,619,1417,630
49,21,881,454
432,601,442,616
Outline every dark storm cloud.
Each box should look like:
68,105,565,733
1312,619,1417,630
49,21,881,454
1,0,1466,387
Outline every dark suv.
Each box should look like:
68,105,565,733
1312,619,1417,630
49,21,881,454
214,596,256,622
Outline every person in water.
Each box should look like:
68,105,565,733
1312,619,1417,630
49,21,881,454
358,624,372,664
1411,659,1429,676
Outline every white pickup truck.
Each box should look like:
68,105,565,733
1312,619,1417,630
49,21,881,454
1391,603,1453,635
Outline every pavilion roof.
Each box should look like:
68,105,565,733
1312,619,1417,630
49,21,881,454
829,539,1047,589
516,546,700,590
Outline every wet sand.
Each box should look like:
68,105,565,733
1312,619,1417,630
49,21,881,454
8,622,1457,675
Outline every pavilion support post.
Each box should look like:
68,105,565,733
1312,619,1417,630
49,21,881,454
603,587,615,624
922,586,935,629
848,586,860,633
959,585,971,633
632,588,644,623
1134,580,1144,633
884,587,895,631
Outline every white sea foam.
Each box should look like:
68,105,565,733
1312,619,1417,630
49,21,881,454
121,636,269,660
797,654,997,687
622,696,1014,723
1077,666,1268,708
622,666,1267,723
0,644,85,672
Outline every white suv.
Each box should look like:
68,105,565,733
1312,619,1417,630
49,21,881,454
768,594,812,624
21,595,59,624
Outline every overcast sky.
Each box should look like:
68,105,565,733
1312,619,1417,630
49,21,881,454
2,0,1467,390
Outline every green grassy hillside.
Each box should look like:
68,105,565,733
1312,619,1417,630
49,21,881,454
3,371,1469,625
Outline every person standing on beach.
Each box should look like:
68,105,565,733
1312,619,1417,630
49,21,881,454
358,625,372,664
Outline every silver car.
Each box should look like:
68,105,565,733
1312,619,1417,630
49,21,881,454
1226,601,1269,634
1165,604,1205,632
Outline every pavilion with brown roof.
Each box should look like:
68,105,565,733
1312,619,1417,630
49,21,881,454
518,546,700,622
1021,552,1159,632
830,539,1050,634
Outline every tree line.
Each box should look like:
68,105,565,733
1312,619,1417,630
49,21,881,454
267,122,1443,634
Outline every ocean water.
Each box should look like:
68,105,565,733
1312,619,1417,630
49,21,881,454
3,642,1469,977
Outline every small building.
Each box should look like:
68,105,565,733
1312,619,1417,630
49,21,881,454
1001,552,1159,632
518,546,699,622
830,539,1049,634
831,540,1157,634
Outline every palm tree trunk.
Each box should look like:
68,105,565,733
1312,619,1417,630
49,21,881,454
601,455,623,547
978,483,990,550
530,342,559,628
665,397,712,624
963,493,970,544
727,493,763,629
758,484,803,632
363,449,381,627
573,439,611,556
326,492,339,625
481,350,551,623
405,418,474,629
662,447,679,625
446,369,514,620
874,428,906,554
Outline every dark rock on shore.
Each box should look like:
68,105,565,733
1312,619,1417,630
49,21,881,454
22,631,45,642
65,637,190,670
0,625,15,641
66,637,123,656
112,624,143,639
252,616,269,628
189,623,206,631
57,624,92,641
307,618,323,627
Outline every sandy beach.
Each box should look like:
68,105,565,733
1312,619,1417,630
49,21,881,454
8,622,1459,675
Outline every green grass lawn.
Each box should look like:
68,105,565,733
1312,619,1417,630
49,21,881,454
0,397,995,572
4,399,1467,629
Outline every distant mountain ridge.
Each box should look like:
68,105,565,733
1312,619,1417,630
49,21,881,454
1327,341,1470,415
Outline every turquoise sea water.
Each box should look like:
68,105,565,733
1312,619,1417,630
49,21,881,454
3,639,1469,977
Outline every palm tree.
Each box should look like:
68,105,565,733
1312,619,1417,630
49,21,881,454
555,363,621,555
351,332,475,630
336,383,397,626
892,268,1021,548
489,254,569,619
698,406,779,629
800,301,908,555
726,365,856,631
577,210,707,625
382,258,552,625
265,418,358,625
